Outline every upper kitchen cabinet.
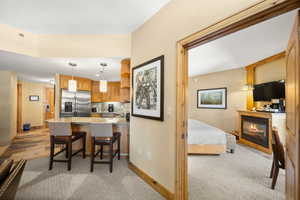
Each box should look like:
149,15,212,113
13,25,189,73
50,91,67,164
75,77,92,91
60,75,91,91
120,58,130,102
91,81,120,102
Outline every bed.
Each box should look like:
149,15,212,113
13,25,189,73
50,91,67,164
188,119,227,155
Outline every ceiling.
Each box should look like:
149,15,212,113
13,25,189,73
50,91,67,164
0,51,123,83
0,0,170,34
188,10,297,77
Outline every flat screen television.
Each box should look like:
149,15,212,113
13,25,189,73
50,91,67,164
253,81,285,101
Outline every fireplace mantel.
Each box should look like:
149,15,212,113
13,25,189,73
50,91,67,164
237,110,287,154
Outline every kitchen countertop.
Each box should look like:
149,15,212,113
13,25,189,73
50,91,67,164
47,117,128,125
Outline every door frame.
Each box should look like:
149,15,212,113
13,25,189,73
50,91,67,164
175,0,300,199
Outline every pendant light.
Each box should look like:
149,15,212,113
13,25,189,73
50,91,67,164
68,62,77,92
99,63,108,93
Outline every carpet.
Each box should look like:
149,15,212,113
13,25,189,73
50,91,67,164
16,157,163,200
189,144,285,200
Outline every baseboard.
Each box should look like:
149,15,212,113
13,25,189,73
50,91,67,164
128,162,174,200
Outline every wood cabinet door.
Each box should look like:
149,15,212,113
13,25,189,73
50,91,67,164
91,81,102,102
45,88,55,120
60,75,71,89
285,11,300,200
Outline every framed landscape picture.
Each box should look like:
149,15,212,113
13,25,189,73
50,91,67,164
132,55,164,121
197,88,227,109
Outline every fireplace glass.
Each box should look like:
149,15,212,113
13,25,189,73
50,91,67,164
241,116,269,148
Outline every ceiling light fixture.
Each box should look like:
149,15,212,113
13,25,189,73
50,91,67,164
99,63,108,93
68,62,77,92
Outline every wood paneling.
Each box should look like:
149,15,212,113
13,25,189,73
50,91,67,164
128,162,174,200
91,81,120,102
285,11,300,200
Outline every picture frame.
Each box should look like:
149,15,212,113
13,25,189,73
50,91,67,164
29,95,39,101
131,55,164,121
197,87,227,109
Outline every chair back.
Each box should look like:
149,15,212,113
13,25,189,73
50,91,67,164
90,123,113,137
0,160,26,200
272,129,285,168
48,122,72,136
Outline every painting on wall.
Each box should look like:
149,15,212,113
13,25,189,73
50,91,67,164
132,55,164,121
29,95,39,101
197,88,227,109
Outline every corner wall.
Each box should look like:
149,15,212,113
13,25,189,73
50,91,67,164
188,68,247,132
0,71,17,146
130,0,261,192
20,81,54,127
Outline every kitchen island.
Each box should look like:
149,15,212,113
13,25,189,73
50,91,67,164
47,117,129,155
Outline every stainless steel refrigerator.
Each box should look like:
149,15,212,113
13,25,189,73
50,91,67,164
60,89,91,117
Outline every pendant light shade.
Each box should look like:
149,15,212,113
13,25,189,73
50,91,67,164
68,62,77,92
99,80,107,92
68,79,77,92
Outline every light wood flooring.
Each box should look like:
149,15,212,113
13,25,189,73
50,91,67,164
0,129,52,161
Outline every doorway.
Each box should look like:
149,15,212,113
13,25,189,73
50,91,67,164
175,1,300,200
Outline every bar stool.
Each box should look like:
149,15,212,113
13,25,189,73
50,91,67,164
90,123,121,173
48,122,86,171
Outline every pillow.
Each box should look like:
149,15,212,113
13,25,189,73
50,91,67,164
0,159,13,185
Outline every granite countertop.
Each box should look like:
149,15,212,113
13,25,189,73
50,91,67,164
47,117,128,125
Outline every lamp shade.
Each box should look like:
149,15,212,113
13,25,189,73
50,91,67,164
68,79,77,92
99,80,107,92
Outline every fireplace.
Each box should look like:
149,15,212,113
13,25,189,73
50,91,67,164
241,116,269,148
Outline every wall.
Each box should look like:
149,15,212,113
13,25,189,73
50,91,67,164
189,68,247,132
0,23,131,58
255,57,286,84
254,57,286,108
0,71,17,146
20,81,54,127
131,0,261,192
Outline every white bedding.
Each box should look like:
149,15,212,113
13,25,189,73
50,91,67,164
188,119,226,145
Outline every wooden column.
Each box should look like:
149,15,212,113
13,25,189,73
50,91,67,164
246,66,255,111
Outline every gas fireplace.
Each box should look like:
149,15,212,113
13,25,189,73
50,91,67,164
241,116,269,148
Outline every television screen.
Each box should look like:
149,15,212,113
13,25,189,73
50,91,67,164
253,81,285,101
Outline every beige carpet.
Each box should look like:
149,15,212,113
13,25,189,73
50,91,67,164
16,157,164,200
189,144,285,200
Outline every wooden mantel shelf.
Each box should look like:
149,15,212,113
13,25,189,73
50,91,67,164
237,110,272,119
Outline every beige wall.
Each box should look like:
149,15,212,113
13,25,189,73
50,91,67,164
0,71,17,146
188,68,247,132
255,57,286,84
131,0,261,192
0,24,131,58
20,81,54,127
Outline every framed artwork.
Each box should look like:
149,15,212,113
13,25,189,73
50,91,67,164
132,55,164,121
29,95,39,101
197,88,227,109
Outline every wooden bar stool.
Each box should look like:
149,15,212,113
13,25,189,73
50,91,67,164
48,122,86,171
90,123,121,173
